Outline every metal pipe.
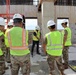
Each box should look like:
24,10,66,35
6,0,10,23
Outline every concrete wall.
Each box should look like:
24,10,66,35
41,5,76,43
0,5,76,42
42,2,55,36
0,5,6,13
55,6,76,43
55,6,76,24
0,5,37,17
0,5,76,23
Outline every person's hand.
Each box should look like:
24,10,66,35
36,36,39,40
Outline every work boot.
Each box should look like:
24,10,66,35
37,52,40,55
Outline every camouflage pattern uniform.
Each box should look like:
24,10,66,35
62,30,69,68
63,46,69,67
1,38,7,60
5,47,10,63
0,34,5,75
47,54,64,75
2,46,10,63
11,54,30,75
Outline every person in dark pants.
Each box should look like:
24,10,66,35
31,25,41,57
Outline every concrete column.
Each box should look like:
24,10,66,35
37,12,42,29
42,0,55,36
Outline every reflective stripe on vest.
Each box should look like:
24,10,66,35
47,32,63,51
7,29,28,50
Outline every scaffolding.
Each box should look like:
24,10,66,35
6,0,10,23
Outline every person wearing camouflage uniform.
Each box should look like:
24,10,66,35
61,20,72,69
0,17,6,75
5,14,30,75
5,21,13,63
43,20,65,75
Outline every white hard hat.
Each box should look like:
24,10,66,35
47,20,55,27
13,13,22,19
35,25,40,30
0,17,6,26
8,21,13,26
62,19,68,23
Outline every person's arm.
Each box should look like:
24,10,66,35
26,30,29,45
33,32,39,40
35,36,39,40
63,30,68,47
42,36,47,54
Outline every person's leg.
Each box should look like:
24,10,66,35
47,55,56,75
1,44,9,69
6,47,11,63
11,64,20,75
63,46,69,69
36,41,40,54
31,41,35,56
56,57,65,75
0,55,5,75
11,55,20,75
21,54,30,75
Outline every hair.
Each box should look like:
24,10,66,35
22,15,25,28
13,18,22,23
62,22,67,26
65,22,67,25
7,25,13,28
49,25,55,29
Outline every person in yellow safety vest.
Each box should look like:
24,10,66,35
61,20,72,69
31,25,41,57
42,20,65,75
5,13,30,75
7,21,13,29
5,21,13,63
0,17,7,75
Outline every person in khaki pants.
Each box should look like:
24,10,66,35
43,20,65,75
5,21,13,63
61,20,72,69
0,17,7,75
5,14,30,75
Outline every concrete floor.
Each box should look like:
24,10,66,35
3,46,76,75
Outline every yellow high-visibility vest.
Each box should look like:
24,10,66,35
0,48,3,55
33,30,40,41
5,27,30,56
0,31,4,36
64,27,72,46
45,31,63,56
5,28,10,47
0,31,4,55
